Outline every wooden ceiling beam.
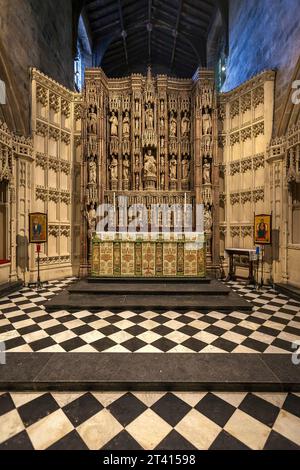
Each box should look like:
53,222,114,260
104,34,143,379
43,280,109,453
170,0,183,70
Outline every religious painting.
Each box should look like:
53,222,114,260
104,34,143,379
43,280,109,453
29,213,48,244
254,214,272,245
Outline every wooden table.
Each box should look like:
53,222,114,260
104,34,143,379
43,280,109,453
225,248,257,285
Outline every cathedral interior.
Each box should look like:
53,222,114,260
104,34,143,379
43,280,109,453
0,0,300,454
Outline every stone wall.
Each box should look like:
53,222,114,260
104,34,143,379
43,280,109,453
0,0,75,134
222,0,300,136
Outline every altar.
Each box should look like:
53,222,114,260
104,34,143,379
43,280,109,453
91,233,206,278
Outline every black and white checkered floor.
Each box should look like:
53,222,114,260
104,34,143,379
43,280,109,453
1,390,300,450
0,278,299,353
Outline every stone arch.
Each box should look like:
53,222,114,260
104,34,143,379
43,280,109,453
276,56,300,136
0,42,27,135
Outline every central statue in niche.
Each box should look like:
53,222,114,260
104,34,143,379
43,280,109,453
144,149,157,177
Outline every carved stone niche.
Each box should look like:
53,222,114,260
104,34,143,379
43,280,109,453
219,193,226,205
230,225,240,238
74,104,83,121
230,132,240,146
202,187,213,206
49,157,60,172
241,157,252,173
253,86,264,108
61,160,71,175
49,92,60,113
36,186,48,202
241,225,253,238
230,100,239,119
219,164,226,177
218,103,226,122
253,122,264,138
49,225,60,237
75,135,82,148
49,189,60,203
61,99,71,119
61,191,71,205
241,127,252,142
36,85,48,107
241,191,252,204
230,161,240,176
220,225,227,236
61,132,71,145
253,153,265,170
253,188,264,202
218,135,226,148
241,93,251,114
36,122,48,137
49,126,60,141
61,225,71,237
36,152,47,170
230,192,240,205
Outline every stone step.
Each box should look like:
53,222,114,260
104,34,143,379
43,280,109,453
45,290,251,313
1,353,299,392
275,283,300,303
88,276,211,284
68,279,230,296
0,281,23,299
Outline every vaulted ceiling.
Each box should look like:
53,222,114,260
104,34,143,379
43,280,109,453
79,0,228,78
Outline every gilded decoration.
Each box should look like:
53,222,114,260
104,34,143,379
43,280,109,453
82,67,220,275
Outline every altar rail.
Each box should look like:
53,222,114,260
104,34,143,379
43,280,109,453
91,234,206,278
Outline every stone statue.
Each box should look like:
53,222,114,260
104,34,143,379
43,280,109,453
135,100,139,112
161,136,165,148
135,118,139,131
160,172,165,189
135,155,140,168
160,101,165,113
88,105,97,134
182,155,190,180
86,203,97,236
145,104,154,130
204,208,213,232
135,172,140,190
144,149,157,177
203,159,211,184
203,108,212,135
135,136,139,148
123,154,130,180
122,111,130,137
181,112,190,136
89,159,97,184
204,135,212,154
170,112,177,137
109,112,118,137
160,117,165,129
169,154,177,180
202,88,213,109
109,155,118,180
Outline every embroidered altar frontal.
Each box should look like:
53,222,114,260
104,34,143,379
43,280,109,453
91,234,206,278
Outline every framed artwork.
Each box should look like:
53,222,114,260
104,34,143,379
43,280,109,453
254,214,272,245
29,213,48,244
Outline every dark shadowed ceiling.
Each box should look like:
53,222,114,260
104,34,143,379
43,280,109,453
77,0,228,78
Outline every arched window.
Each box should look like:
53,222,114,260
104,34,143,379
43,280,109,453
74,15,92,92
